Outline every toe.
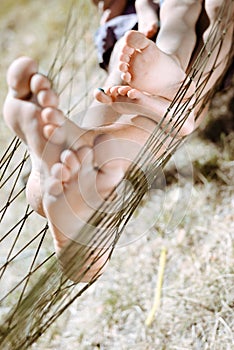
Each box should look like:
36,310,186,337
60,150,80,174
119,53,130,63
42,108,66,144
103,87,113,96
46,177,64,196
122,45,135,56
119,62,129,73
51,163,71,182
109,86,122,97
30,73,51,94
41,107,64,125
121,72,131,83
7,56,38,99
117,86,132,96
43,124,66,144
94,88,112,103
37,89,59,108
127,88,142,99
125,30,150,51
46,150,80,197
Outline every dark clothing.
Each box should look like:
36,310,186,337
94,0,137,70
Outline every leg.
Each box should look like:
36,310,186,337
135,0,159,38
197,0,234,97
182,0,234,129
157,0,202,70
92,0,128,24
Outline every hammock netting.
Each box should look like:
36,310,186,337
0,0,233,348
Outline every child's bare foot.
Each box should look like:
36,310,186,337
119,30,194,100
104,85,195,137
3,56,94,215
43,136,126,282
135,0,159,38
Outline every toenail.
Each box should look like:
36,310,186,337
97,87,105,93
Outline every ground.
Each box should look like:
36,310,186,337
0,1,233,349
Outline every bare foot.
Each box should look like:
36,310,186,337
135,0,159,38
3,56,94,215
104,85,195,137
43,136,126,282
119,30,194,100
3,56,138,283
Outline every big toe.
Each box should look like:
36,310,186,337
124,30,150,51
7,56,38,99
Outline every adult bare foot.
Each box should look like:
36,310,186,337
3,56,94,215
3,57,141,283
119,30,194,100
43,135,126,282
135,0,159,38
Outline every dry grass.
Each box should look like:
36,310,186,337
0,1,233,349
